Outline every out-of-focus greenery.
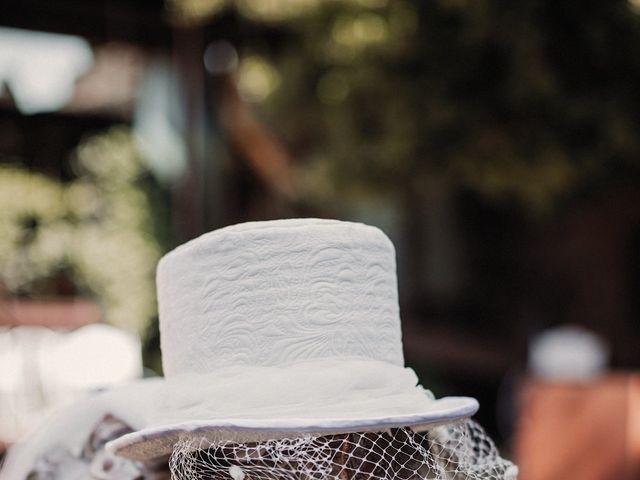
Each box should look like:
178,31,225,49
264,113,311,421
179,0,640,213
0,127,161,334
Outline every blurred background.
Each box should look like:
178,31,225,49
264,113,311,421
1,0,640,478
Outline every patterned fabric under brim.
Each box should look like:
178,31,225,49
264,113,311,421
169,419,518,480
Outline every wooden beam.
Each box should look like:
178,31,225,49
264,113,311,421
0,298,101,328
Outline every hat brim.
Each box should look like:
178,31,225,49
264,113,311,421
106,395,478,461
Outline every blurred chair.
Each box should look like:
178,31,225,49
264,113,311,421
515,375,640,480
516,325,640,480
44,324,143,398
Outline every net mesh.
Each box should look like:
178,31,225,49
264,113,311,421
169,420,517,480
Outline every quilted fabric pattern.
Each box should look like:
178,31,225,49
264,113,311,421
157,219,403,377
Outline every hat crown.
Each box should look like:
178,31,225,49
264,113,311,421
157,218,403,377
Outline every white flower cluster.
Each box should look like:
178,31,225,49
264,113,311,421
0,127,161,334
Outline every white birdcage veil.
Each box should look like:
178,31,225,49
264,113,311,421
169,420,517,480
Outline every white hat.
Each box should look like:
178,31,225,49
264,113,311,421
106,218,478,461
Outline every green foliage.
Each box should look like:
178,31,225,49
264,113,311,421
223,0,640,212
